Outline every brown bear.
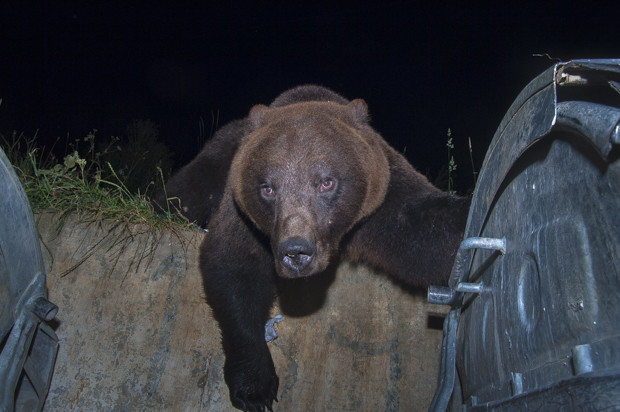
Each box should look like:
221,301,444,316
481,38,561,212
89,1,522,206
157,85,469,411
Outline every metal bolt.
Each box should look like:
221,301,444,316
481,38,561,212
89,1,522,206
572,343,594,375
611,122,620,145
427,286,457,305
30,296,59,321
456,282,484,294
511,372,524,396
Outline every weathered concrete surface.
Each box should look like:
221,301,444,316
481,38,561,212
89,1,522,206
37,212,448,411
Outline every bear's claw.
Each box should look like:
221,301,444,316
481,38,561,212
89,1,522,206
232,391,276,412
228,370,279,412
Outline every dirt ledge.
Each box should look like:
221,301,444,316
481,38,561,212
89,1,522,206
37,212,447,411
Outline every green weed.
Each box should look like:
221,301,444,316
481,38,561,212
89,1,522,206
437,128,478,195
1,128,192,232
446,128,457,195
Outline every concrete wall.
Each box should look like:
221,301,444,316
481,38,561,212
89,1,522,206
37,212,447,411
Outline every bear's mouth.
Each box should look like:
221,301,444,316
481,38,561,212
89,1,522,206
277,248,329,279
283,252,312,271
276,237,317,277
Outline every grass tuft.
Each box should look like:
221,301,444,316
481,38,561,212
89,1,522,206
1,129,193,233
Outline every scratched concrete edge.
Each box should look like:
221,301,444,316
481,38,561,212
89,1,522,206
36,212,447,411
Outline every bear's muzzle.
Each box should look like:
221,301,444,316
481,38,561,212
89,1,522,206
277,237,315,276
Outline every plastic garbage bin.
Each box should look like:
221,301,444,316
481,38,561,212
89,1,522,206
429,59,620,410
0,147,59,411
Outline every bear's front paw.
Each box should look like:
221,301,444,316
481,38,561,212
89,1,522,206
224,351,279,411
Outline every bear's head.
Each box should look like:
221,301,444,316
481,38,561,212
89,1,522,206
230,99,390,279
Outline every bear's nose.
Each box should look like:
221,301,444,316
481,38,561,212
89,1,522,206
278,237,315,272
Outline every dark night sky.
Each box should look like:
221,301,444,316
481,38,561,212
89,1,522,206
0,1,618,187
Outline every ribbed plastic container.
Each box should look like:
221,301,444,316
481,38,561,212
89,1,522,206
429,59,620,411
0,147,58,411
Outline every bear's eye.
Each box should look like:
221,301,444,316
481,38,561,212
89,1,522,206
319,178,335,193
261,184,275,198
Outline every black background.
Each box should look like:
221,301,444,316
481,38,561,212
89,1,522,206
1,1,618,189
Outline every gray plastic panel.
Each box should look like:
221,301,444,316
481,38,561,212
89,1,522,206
429,59,620,410
0,147,59,411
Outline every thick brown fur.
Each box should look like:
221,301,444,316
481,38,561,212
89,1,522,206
158,85,469,411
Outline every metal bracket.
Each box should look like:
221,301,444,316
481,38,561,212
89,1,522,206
0,273,59,412
428,237,506,307
427,237,506,411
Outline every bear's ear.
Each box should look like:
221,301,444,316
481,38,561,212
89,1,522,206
347,99,369,124
249,104,270,129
